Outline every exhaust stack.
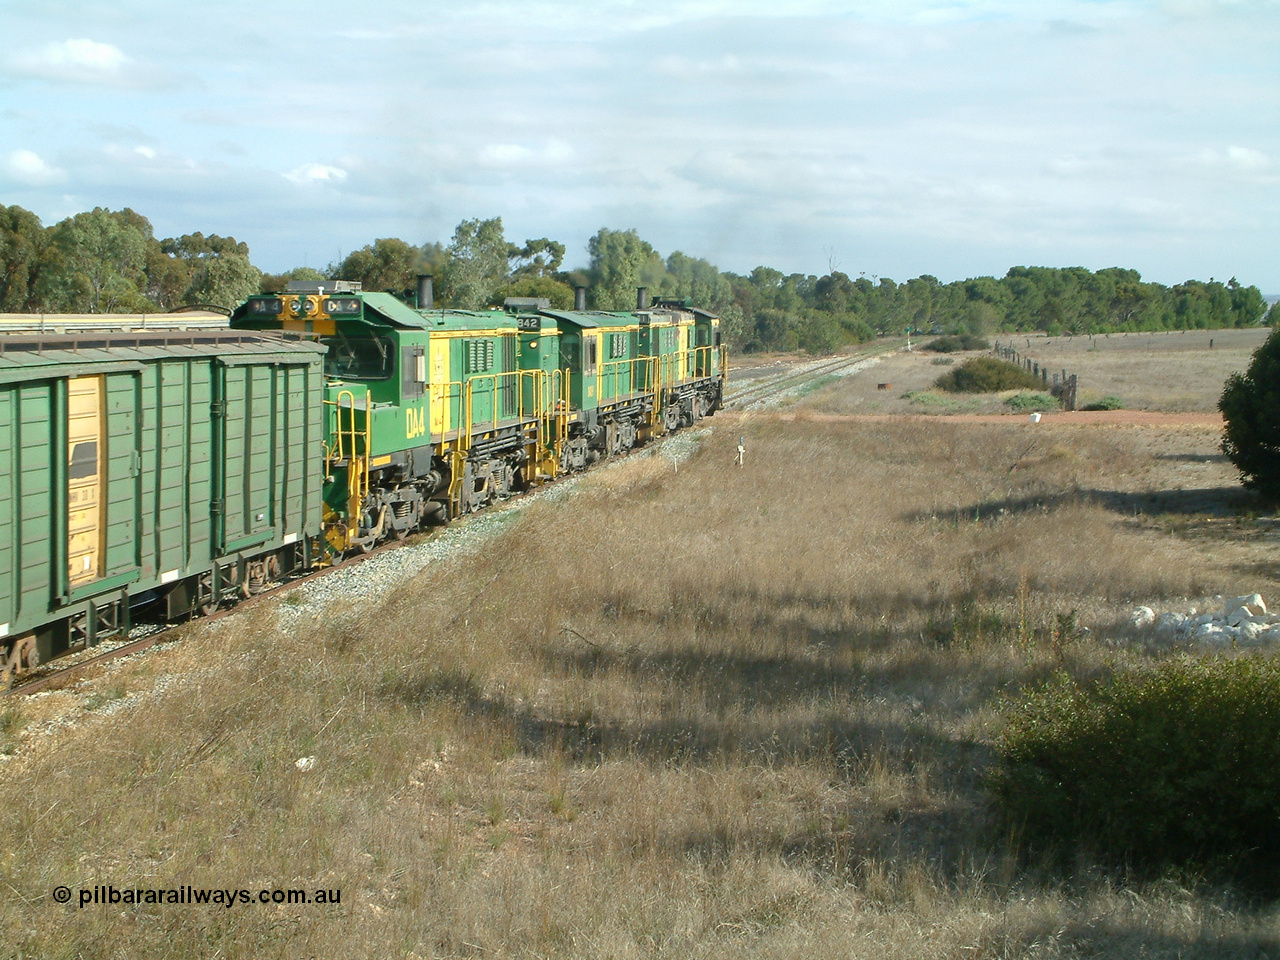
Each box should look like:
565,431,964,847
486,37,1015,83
417,275,434,309
574,285,587,311
636,287,649,310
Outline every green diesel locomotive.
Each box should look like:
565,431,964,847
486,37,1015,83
229,280,725,557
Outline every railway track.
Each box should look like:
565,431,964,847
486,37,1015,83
2,544,404,698
724,343,896,409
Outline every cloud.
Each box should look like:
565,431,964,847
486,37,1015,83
1225,145,1270,170
102,143,161,164
11,38,130,83
477,140,575,168
5,37,192,90
4,149,64,185
284,163,349,185
1191,145,1271,172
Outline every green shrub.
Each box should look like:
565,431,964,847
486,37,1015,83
1220,327,1280,498
925,333,991,353
934,357,1043,393
903,390,973,411
1005,391,1059,412
991,656,1280,886
1081,395,1124,411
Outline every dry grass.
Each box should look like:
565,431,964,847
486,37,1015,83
2,417,1279,958
801,327,1271,416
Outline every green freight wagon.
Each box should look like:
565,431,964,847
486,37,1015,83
0,331,326,686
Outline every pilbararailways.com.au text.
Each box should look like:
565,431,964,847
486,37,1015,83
53,885,341,910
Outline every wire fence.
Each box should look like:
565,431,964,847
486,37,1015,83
992,342,1078,411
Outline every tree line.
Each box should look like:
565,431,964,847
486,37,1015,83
2,204,1270,350
0,205,262,314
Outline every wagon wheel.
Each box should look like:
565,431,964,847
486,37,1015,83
246,555,281,595
197,571,219,616
10,636,38,672
0,637,32,690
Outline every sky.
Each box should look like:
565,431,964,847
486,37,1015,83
2,0,1278,290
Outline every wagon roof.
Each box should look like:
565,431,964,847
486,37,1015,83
0,331,324,383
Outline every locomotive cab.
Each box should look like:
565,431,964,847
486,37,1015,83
232,283,440,553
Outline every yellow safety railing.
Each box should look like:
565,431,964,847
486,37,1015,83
325,388,371,539
425,339,723,515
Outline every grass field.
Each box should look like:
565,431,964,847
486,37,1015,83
800,327,1271,416
2,332,1279,958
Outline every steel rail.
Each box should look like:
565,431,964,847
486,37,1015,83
4,545,401,698
725,350,881,408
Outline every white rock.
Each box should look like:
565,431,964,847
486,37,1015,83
1260,626,1280,644
1131,606,1156,629
1237,621,1269,644
295,756,317,772
1223,594,1267,621
1155,612,1188,640
1192,613,1217,627
1192,622,1233,645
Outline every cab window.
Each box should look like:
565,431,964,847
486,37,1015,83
323,332,395,380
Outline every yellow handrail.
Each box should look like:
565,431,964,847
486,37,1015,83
327,388,371,539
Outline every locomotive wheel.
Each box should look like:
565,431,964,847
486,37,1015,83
0,637,35,690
